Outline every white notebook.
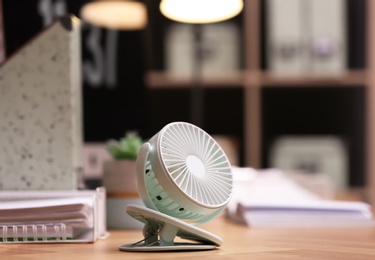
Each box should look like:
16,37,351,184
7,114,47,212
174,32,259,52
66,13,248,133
233,199,374,228
0,224,79,242
226,168,374,228
0,187,107,243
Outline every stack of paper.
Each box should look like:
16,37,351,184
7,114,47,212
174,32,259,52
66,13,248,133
226,168,374,228
0,188,107,243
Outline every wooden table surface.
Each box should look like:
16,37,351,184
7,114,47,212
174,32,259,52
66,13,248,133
1,215,375,260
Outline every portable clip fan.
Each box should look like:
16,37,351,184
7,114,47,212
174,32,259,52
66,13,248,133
119,122,233,252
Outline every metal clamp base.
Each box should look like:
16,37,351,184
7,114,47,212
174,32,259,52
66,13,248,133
119,205,223,252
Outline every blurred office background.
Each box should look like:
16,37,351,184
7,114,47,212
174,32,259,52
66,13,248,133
0,0,369,191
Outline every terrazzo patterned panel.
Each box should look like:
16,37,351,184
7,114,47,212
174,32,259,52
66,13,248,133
0,16,82,190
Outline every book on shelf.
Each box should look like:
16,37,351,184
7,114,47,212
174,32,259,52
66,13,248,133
225,167,374,228
266,0,308,75
309,0,347,76
266,0,347,76
0,187,107,243
165,22,241,77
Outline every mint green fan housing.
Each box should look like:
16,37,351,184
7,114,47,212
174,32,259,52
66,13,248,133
136,122,233,225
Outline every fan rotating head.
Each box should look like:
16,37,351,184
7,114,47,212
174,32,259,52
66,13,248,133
136,122,233,225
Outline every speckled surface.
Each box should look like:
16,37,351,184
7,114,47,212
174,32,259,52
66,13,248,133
0,16,82,190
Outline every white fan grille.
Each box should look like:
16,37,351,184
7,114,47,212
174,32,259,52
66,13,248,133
159,122,233,207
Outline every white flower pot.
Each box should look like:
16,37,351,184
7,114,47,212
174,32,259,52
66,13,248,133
103,160,144,229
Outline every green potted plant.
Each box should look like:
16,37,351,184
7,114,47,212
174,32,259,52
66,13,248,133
106,131,143,160
103,131,144,229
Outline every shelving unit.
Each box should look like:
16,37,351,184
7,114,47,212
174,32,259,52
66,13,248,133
145,0,369,190
2,1,370,195
146,70,365,88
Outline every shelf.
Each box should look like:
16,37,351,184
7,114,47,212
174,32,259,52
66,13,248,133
145,70,367,88
261,70,366,87
145,71,245,88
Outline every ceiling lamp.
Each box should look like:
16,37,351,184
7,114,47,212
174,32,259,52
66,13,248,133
80,1,147,30
160,0,243,24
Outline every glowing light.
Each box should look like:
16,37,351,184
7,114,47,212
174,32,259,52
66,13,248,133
80,1,147,30
160,0,243,24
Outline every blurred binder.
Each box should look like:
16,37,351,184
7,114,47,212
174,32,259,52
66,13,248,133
0,187,107,243
269,135,348,191
309,0,347,76
165,22,240,77
0,15,82,190
266,0,308,75
266,0,347,76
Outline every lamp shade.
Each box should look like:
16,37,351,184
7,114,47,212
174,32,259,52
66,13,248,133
80,1,147,30
160,0,243,24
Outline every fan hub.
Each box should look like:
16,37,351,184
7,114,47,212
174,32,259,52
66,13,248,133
186,155,205,178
